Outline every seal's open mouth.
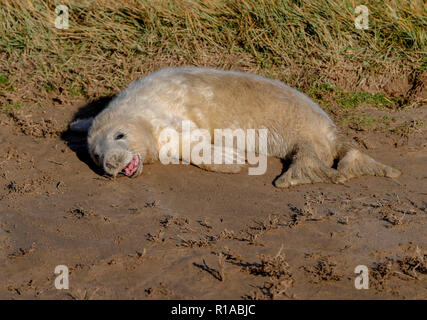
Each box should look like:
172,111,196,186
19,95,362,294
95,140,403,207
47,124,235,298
121,154,142,177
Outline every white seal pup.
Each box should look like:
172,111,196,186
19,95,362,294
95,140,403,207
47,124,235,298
70,67,400,188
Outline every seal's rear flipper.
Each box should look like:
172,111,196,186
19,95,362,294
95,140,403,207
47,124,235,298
337,148,401,182
69,118,94,133
274,143,340,188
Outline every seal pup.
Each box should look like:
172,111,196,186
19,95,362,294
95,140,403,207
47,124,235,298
70,67,401,187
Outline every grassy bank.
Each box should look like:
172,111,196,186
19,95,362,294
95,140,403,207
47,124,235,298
0,0,425,115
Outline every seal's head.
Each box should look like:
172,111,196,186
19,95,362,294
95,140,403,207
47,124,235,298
85,116,157,178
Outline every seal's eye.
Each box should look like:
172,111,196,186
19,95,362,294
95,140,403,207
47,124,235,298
115,133,125,140
93,153,100,163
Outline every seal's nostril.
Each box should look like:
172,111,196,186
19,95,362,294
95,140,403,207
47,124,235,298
104,154,121,171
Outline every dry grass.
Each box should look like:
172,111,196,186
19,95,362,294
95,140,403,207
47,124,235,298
0,0,425,115
145,229,166,243
193,253,226,281
302,256,342,283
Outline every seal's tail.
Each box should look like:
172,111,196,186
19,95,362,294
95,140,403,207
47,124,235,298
335,140,401,182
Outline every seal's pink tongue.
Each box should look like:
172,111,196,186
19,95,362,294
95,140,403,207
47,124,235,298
122,155,140,177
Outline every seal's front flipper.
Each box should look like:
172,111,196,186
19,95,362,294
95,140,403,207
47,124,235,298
183,143,246,174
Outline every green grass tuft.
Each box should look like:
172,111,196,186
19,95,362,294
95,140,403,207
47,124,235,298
0,74,7,85
337,92,396,109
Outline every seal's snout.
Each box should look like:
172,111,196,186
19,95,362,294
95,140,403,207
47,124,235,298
102,150,142,178
104,153,124,169
103,151,127,176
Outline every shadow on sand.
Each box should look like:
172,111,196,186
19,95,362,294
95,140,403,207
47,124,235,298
60,96,114,176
